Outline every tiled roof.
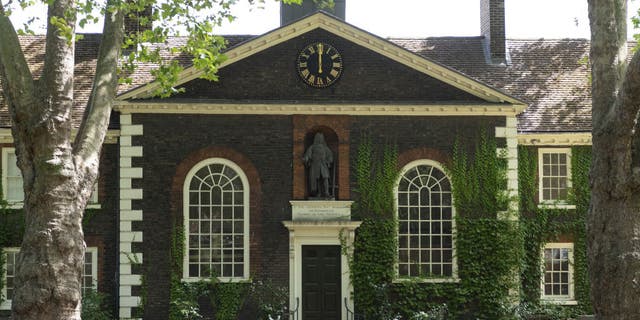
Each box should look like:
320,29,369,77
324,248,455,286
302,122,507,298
0,33,611,133
392,37,593,132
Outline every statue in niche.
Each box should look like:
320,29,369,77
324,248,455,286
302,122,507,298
303,132,334,199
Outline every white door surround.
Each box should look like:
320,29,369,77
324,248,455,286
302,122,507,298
283,201,360,320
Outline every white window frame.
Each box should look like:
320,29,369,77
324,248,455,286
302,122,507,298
394,159,458,283
83,247,99,293
86,183,101,209
538,148,575,209
0,247,19,310
2,148,23,208
2,148,100,209
541,242,577,305
1,247,98,310
182,158,250,283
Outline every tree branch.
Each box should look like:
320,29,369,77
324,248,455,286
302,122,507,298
0,2,37,123
39,0,76,143
73,0,124,173
0,1,39,194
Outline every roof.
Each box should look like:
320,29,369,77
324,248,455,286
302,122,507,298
392,37,593,132
0,31,605,133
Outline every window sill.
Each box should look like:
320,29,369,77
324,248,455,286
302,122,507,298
537,203,576,210
182,277,250,283
394,276,460,284
0,300,11,310
541,299,578,306
86,203,102,209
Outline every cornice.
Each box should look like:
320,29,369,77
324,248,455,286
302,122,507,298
517,132,591,146
113,101,526,116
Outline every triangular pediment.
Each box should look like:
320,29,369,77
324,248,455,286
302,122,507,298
118,12,526,111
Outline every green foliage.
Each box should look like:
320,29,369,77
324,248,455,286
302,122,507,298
350,136,399,318
457,218,521,319
246,279,290,319
349,131,528,319
390,281,462,319
4,0,335,96
353,134,398,217
570,146,591,312
168,219,250,320
168,276,250,320
169,279,208,320
518,146,592,316
449,131,509,218
351,218,397,318
81,289,114,320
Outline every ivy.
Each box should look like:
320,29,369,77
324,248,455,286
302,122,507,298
518,146,592,317
448,131,522,319
167,218,258,319
350,136,399,319
456,218,521,319
449,131,509,218
349,130,526,319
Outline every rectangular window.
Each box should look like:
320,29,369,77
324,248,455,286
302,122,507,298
2,148,100,208
2,148,24,204
1,247,98,310
541,243,575,303
538,148,571,204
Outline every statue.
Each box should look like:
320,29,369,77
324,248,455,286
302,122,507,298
303,133,334,199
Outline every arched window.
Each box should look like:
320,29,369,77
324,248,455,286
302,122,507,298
183,158,249,281
396,160,455,280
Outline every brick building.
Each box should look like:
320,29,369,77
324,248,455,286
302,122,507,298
0,0,604,319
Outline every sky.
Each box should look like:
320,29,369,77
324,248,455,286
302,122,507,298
7,0,640,39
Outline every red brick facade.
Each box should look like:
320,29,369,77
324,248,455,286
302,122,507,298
292,115,351,200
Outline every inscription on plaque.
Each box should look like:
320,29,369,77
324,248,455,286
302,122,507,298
290,200,353,221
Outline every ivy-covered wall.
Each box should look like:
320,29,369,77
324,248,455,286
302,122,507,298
347,135,593,319
519,145,592,318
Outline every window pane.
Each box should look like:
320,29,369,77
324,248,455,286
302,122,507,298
185,161,248,280
540,151,570,201
542,245,572,299
396,163,454,278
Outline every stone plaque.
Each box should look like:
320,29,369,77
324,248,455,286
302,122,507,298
290,200,353,221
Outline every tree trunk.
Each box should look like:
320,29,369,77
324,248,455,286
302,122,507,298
588,0,640,318
11,158,90,320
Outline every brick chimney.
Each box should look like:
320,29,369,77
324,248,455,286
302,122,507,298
480,0,507,65
281,0,345,26
124,6,153,34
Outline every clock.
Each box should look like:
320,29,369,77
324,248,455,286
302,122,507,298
296,42,343,88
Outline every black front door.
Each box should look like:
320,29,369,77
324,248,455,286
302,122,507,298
302,245,341,320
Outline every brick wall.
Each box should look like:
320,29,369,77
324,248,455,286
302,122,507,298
171,29,484,102
349,115,506,197
480,0,506,64
134,114,293,318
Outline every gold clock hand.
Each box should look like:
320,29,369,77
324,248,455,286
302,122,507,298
318,43,323,74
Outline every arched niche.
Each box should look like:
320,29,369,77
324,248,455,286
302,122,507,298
303,126,339,199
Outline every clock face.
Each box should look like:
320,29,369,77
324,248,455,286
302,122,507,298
296,42,343,88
